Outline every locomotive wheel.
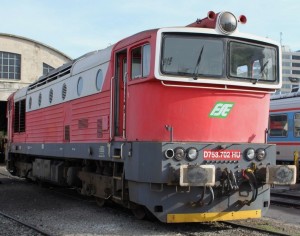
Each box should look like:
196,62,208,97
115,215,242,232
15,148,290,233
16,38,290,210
131,204,147,220
95,197,105,207
37,180,48,188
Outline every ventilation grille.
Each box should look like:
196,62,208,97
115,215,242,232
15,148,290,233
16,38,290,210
28,64,72,91
38,93,42,106
19,99,26,132
14,99,26,133
49,88,53,103
64,125,70,142
78,119,88,129
62,83,67,100
97,119,103,138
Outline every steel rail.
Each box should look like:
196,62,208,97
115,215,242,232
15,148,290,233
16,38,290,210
0,210,53,236
222,221,291,236
1,166,297,235
271,192,300,208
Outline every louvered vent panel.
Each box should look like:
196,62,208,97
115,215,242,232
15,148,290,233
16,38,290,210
64,125,70,142
97,119,103,138
78,119,88,129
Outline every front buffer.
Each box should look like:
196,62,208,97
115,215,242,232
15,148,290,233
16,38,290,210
124,142,296,223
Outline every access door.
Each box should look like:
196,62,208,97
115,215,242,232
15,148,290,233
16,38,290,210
113,50,127,138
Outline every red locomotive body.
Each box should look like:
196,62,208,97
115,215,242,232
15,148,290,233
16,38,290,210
6,11,296,223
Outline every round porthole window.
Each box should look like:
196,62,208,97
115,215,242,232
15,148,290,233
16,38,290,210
96,69,103,91
77,77,83,96
49,88,53,103
62,83,67,100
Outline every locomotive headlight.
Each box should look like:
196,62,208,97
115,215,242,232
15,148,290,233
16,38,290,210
174,147,185,161
164,149,174,159
217,12,237,34
186,147,198,161
256,148,266,161
245,148,255,161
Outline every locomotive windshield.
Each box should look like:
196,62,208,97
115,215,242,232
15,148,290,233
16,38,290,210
161,35,224,77
161,33,278,84
229,42,277,83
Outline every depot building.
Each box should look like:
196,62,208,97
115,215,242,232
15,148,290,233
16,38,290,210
0,33,71,136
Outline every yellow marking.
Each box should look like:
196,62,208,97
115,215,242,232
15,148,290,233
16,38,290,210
167,210,261,223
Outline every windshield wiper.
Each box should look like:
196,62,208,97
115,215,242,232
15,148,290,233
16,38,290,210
252,60,269,84
192,46,204,80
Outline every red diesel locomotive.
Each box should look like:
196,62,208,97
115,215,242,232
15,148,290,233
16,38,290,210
6,11,296,223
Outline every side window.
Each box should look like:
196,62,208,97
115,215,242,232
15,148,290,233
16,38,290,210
43,63,54,75
294,113,300,137
131,44,151,79
269,114,288,137
131,48,141,79
143,44,150,77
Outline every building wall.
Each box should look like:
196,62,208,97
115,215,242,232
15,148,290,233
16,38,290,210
0,33,71,101
281,46,300,94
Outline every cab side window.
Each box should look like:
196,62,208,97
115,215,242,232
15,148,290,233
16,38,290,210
131,44,150,79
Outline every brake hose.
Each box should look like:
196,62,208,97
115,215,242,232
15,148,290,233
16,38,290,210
242,169,258,205
207,186,214,205
247,170,258,202
191,185,215,206
191,186,206,206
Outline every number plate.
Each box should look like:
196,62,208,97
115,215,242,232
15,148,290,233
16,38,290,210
203,150,241,161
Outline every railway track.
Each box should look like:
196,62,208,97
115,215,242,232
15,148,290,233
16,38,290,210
271,188,300,208
223,221,291,236
28,182,294,236
0,210,53,236
0,170,95,203
0,166,298,236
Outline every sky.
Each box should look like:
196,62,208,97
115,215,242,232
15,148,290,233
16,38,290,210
1,0,299,59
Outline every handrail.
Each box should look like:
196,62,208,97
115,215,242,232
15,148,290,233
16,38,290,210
110,77,114,141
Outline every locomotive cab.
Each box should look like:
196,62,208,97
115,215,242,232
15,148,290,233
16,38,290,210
118,11,296,222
